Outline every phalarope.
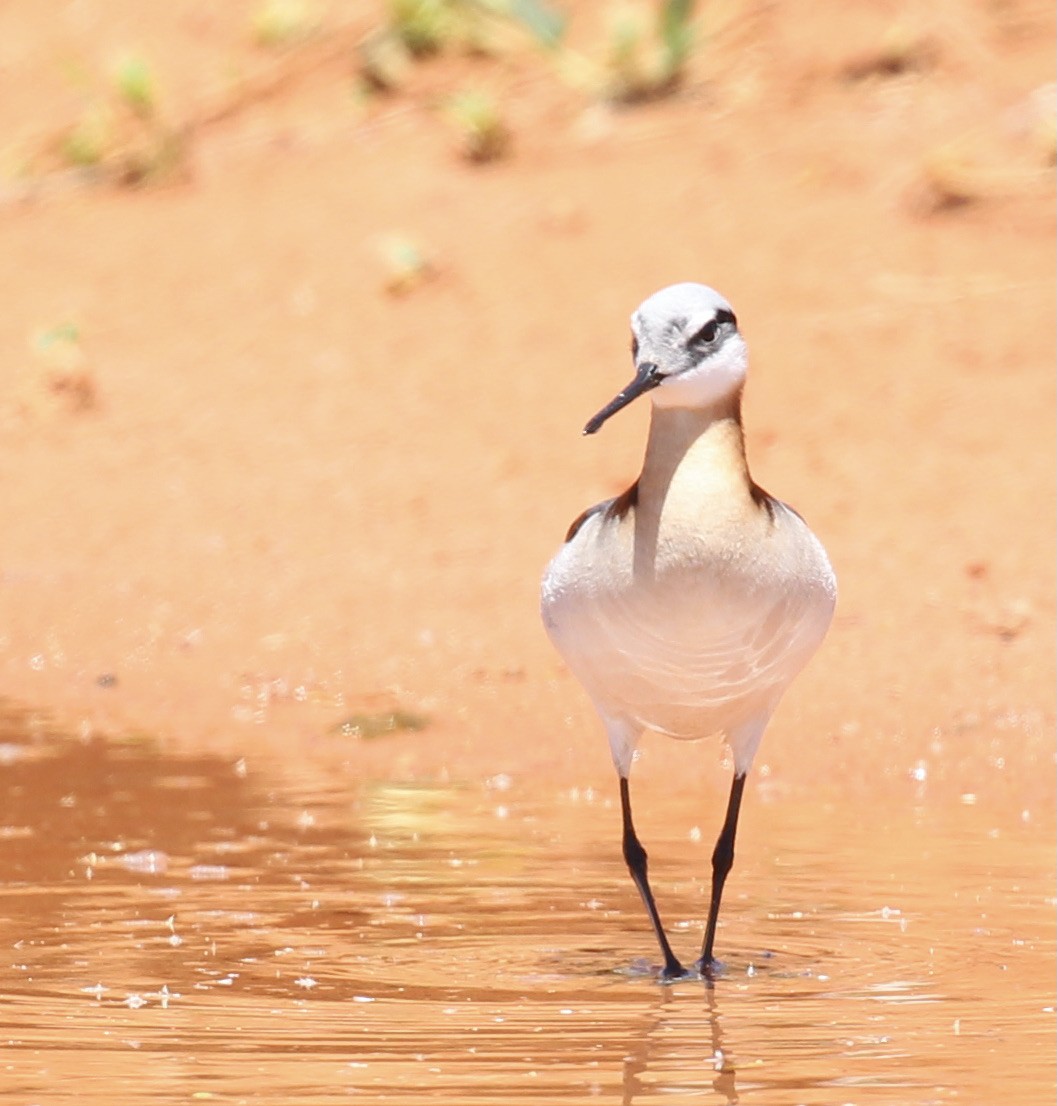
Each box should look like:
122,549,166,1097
541,282,836,979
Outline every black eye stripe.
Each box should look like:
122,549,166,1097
690,308,736,345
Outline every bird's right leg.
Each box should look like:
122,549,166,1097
620,775,686,979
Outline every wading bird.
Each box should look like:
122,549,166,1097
541,283,836,978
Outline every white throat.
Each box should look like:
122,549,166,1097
650,335,748,412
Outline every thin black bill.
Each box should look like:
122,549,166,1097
582,362,662,436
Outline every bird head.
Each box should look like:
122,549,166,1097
584,283,747,435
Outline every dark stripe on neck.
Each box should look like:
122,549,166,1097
605,480,638,523
563,481,639,542
750,480,777,523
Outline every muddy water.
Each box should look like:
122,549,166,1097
0,715,1052,1105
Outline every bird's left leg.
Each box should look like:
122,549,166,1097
697,771,746,974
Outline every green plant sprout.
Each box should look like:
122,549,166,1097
251,0,319,48
446,88,511,162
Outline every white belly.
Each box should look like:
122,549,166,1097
541,500,836,744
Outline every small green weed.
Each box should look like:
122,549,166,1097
20,323,98,415
331,710,429,739
385,0,565,57
446,88,511,162
60,104,112,168
53,53,186,186
374,233,436,294
113,54,157,117
251,0,319,48
598,0,697,102
388,0,454,55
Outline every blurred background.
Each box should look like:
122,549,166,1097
1,0,1052,791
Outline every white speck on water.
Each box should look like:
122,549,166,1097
953,1019,961,1034
960,793,978,805
125,994,148,1009
910,760,928,782
486,773,513,791
494,805,509,819
689,826,702,842
234,757,248,778
295,977,317,989
119,850,169,875
297,810,315,829
82,983,108,999
584,898,603,910
352,995,374,1004
712,1049,724,1070
189,865,230,881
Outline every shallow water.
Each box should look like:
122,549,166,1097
0,717,1053,1104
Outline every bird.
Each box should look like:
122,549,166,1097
540,282,836,980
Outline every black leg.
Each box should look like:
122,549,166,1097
698,772,747,973
620,776,685,979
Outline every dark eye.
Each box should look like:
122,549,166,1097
692,319,719,345
630,333,640,359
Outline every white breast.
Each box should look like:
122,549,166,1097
541,498,835,753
